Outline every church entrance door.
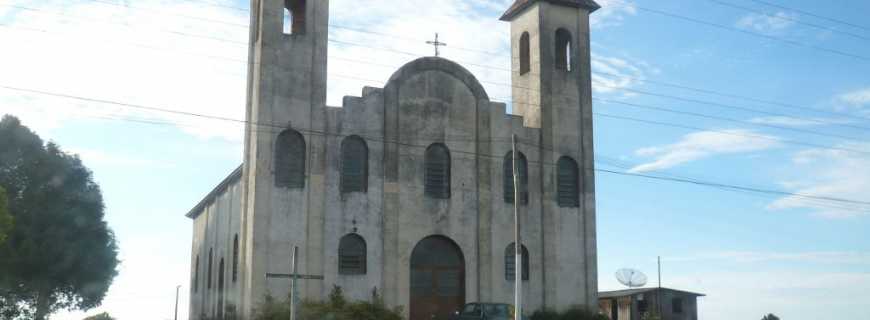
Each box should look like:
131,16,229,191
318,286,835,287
410,236,465,320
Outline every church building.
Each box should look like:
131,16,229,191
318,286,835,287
185,0,601,319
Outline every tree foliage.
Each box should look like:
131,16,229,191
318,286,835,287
0,186,11,246
0,115,119,320
762,314,781,320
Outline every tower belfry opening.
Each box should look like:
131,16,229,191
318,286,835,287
555,28,572,71
284,0,306,34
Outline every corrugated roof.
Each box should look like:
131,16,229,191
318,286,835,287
598,287,706,299
185,164,243,219
500,0,601,21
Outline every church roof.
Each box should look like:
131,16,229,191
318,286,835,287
500,0,601,21
185,164,242,219
598,287,706,299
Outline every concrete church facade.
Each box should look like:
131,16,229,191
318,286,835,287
185,0,601,319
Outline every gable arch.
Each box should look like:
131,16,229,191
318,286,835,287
386,57,490,101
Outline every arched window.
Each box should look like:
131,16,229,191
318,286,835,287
275,129,306,189
505,243,530,281
504,151,528,205
194,255,200,293
218,258,225,318
283,0,306,35
341,136,368,193
207,248,213,289
424,143,451,199
555,28,572,71
232,234,239,283
557,156,580,208
519,32,530,75
338,234,367,275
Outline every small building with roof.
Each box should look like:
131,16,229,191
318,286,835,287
598,288,705,320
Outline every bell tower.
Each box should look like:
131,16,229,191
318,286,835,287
501,0,598,129
502,0,600,310
240,0,330,318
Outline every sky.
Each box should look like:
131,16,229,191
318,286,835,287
1,0,869,319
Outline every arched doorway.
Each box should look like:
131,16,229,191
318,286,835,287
410,236,465,320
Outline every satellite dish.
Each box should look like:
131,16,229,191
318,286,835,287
615,268,648,288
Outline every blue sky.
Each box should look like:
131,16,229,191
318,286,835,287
1,0,869,319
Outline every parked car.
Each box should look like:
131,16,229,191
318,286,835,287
450,303,527,320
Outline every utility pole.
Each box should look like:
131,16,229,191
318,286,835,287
290,246,299,320
658,256,663,320
174,285,180,320
512,134,522,320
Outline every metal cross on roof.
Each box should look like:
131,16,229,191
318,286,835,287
426,33,447,57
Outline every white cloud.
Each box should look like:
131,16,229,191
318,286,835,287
748,116,852,127
836,87,870,115
67,148,174,168
628,129,780,173
767,143,870,218
0,0,642,143
736,11,797,33
591,53,653,95
591,0,637,29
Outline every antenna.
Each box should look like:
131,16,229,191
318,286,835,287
615,268,648,289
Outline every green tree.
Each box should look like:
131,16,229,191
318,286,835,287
0,115,119,320
762,314,781,320
0,186,12,246
83,312,115,320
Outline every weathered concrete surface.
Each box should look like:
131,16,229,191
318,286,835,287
187,0,600,319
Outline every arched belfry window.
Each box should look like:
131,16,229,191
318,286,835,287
505,243,530,281
217,258,225,318
424,143,451,199
504,151,529,205
555,28,572,71
341,136,368,193
232,234,239,283
275,129,305,189
519,32,530,75
283,0,306,35
557,156,580,208
338,234,367,275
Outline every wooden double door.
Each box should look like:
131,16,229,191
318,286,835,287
410,236,465,320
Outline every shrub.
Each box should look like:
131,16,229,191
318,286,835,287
530,306,607,320
253,286,404,320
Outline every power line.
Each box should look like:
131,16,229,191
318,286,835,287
596,168,870,207
595,156,870,213
8,84,870,211
747,0,870,33
2,83,868,210
8,1,870,130
610,0,870,62
705,0,870,42
594,97,867,142
6,5,870,151
591,72,870,125
592,111,870,156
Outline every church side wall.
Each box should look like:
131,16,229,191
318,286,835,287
484,104,546,312
189,178,243,320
